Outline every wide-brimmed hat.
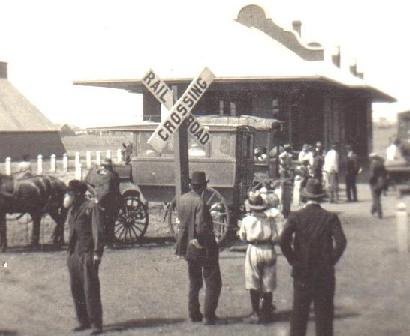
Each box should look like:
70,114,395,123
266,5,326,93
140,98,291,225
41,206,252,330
248,193,267,211
301,178,326,200
67,180,88,195
189,171,209,185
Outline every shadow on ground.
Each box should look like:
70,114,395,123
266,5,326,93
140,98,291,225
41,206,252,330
103,318,184,332
0,330,18,336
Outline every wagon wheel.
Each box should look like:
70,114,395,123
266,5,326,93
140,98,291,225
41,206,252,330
167,187,230,246
114,191,149,244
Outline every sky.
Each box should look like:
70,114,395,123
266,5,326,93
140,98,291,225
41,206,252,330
0,0,408,127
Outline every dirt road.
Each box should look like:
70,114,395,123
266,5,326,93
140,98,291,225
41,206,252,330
0,184,409,336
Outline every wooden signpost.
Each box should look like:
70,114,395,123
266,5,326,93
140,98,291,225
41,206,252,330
142,67,215,207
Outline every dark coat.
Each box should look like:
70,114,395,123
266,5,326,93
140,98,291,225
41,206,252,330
85,167,120,206
175,191,217,261
67,199,105,257
346,153,360,176
369,159,387,191
280,203,347,282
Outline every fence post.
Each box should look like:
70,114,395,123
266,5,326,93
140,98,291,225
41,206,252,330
5,157,11,176
37,155,43,175
116,148,122,164
396,202,408,253
96,151,101,166
50,154,56,173
63,154,68,173
75,151,80,169
86,151,92,169
75,163,82,180
106,150,111,160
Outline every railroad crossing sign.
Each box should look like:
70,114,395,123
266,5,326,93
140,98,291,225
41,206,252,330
142,67,214,152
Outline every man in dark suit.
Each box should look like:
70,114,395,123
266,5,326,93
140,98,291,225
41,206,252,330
369,153,387,218
345,145,360,202
85,158,120,247
280,178,347,336
64,180,105,335
176,171,222,325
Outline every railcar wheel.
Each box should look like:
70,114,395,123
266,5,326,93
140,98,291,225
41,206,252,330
167,187,230,246
114,191,149,244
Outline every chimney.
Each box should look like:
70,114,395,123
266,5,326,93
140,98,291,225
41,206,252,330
0,61,7,79
292,20,302,37
349,63,358,76
331,46,341,68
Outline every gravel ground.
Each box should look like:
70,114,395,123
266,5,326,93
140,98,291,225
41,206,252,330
0,184,409,336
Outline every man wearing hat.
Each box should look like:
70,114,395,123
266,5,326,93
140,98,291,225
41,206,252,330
64,180,105,335
280,178,347,336
176,171,222,325
85,158,120,247
369,153,387,218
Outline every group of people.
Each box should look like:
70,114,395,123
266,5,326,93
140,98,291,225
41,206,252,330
174,171,347,336
63,169,347,336
293,142,361,203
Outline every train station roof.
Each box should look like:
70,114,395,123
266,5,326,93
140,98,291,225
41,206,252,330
74,4,395,103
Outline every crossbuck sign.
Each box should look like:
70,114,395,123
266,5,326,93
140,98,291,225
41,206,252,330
142,67,214,152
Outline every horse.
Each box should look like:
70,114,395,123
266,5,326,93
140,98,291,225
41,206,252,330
0,174,68,251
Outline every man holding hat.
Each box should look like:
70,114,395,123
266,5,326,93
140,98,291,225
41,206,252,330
280,178,347,336
65,180,105,335
176,171,222,325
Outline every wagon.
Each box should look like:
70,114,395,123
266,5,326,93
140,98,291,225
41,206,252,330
88,115,282,245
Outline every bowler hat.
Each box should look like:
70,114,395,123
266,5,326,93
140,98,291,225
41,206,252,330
301,178,326,200
67,180,88,195
248,193,267,211
190,171,209,185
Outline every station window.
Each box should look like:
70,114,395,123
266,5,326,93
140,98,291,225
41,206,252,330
230,102,237,116
219,100,225,116
272,98,280,117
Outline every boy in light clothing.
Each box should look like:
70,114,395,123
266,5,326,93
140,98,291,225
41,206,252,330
238,192,284,323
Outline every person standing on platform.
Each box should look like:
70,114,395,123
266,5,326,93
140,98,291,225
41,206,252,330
369,153,388,218
279,144,294,218
298,144,313,166
176,171,222,325
386,138,400,161
311,143,324,184
280,178,347,336
238,193,283,324
86,159,120,248
324,144,340,203
65,180,104,335
345,146,360,202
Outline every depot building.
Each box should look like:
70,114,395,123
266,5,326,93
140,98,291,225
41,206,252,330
75,4,395,162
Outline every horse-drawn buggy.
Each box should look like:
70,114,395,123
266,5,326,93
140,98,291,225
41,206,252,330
0,115,283,250
95,115,283,245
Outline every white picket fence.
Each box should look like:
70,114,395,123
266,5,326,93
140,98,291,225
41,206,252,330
3,148,123,180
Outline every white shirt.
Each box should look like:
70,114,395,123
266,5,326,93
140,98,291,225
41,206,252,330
323,149,339,173
298,151,313,164
238,209,284,242
386,144,397,161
